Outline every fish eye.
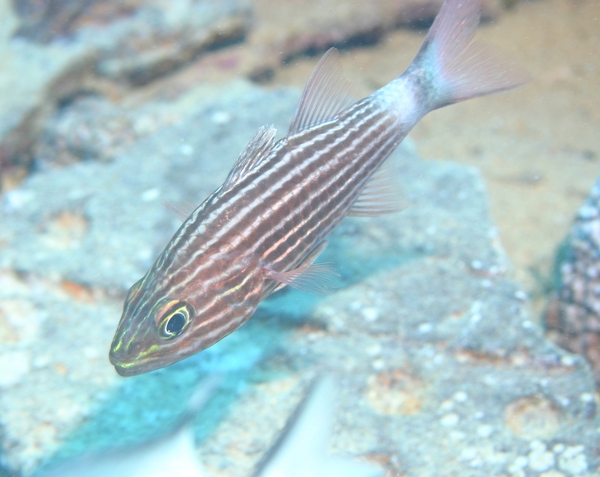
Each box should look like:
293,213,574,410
158,304,191,339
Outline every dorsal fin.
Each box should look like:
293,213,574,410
288,48,355,135
163,201,197,222
223,125,276,189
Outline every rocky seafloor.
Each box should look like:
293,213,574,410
0,0,599,477
0,79,598,476
546,174,600,389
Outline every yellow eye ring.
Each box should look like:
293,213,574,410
158,304,191,339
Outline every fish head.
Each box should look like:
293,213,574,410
109,263,261,376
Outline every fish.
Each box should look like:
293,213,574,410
32,376,379,477
33,377,220,477
253,377,384,477
34,413,207,477
109,0,527,376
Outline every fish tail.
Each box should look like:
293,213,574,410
408,0,529,111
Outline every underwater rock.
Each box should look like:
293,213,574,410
252,378,384,477
546,174,600,387
30,376,383,477
0,81,298,290
93,0,249,86
12,0,139,43
33,92,199,167
243,0,503,82
0,0,518,189
31,376,218,477
0,0,251,187
0,82,598,476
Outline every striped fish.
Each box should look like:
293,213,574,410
110,0,527,376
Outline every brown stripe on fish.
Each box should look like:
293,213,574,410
175,100,383,254
158,100,386,286
213,106,394,257
259,118,400,270
131,102,398,354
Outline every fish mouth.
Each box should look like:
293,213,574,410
108,342,167,377
109,337,193,376
110,357,147,377
109,350,166,377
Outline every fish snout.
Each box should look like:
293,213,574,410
108,329,148,376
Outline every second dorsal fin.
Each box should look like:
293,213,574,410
288,48,355,135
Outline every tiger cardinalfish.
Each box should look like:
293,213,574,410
109,0,527,376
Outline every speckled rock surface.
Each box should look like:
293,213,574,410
0,0,516,189
243,0,502,79
546,174,600,388
0,81,598,477
0,0,251,187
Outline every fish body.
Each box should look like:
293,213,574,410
34,378,219,477
35,424,205,477
253,377,384,477
110,0,527,376
33,377,379,477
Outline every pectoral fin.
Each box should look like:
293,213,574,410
263,241,338,295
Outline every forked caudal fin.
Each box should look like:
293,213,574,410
407,0,529,111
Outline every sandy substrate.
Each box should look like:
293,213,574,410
268,0,600,316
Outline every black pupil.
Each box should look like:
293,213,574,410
166,312,186,335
